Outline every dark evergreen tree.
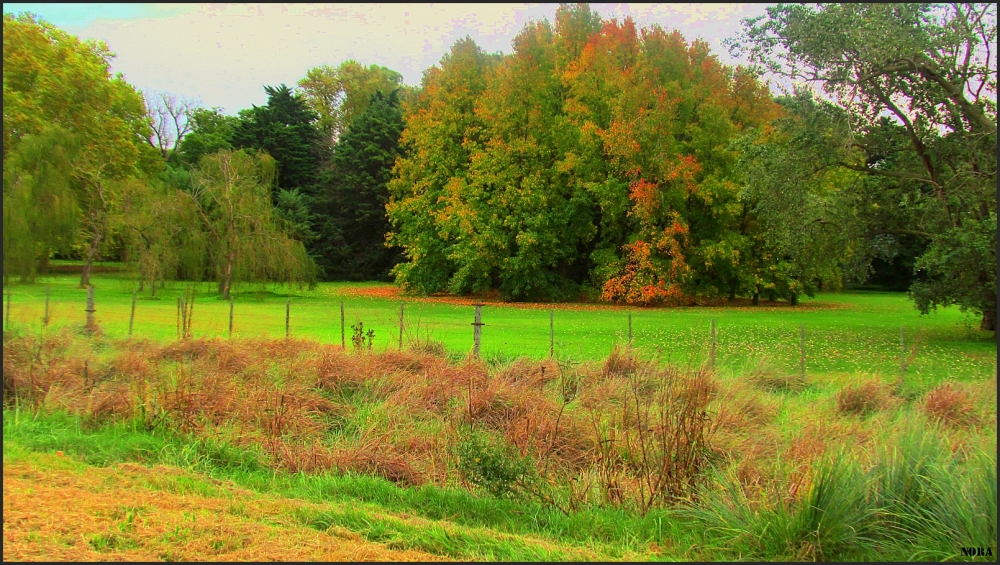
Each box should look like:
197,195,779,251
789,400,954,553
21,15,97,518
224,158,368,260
231,84,322,195
316,90,405,280
229,84,326,264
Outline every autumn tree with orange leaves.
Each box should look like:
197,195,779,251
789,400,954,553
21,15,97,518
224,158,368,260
388,4,791,304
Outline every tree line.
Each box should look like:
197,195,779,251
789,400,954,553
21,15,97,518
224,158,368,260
2,4,995,329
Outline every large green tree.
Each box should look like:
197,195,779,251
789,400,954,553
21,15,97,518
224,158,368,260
386,37,502,294
186,149,315,299
229,84,325,266
730,2,997,329
317,90,405,280
112,177,207,296
3,12,162,286
2,125,80,282
388,5,781,303
297,60,405,143
733,92,869,305
231,84,321,196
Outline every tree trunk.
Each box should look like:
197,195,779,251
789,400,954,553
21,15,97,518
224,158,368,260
728,283,738,302
981,308,997,333
752,291,759,306
79,233,101,288
789,293,799,306
219,253,235,300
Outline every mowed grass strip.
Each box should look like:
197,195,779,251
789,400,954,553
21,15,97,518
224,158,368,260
2,411,686,561
3,271,995,385
2,451,446,562
3,448,627,562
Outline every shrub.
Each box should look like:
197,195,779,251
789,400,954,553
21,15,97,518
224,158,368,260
455,428,536,499
350,321,374,351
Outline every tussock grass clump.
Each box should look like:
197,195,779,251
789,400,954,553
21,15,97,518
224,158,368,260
691,419,998,561
601,344,642,377
745,356,806,393
836,378,894,416
923,382,977,427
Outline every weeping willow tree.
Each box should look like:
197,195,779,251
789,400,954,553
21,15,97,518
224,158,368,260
112,177,207,296
188,149,316,299
3,125,80,283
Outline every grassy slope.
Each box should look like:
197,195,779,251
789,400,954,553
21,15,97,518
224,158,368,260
3,272,995,386
3,411,686,561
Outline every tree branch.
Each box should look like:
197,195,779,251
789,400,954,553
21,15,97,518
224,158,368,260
837,162,940,186
865,229,934,239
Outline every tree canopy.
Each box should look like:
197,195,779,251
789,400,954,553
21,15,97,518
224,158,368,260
730,2,997,328
3,12,161,285
297,60,406,143
3,4,995,331
388,5,786,303
316,89,405,280
187,149,315,299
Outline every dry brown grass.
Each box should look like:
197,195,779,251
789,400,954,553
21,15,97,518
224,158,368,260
922,383,978,427
14,328,971,518
836,378,895,416
745,356,807,393
8,330,722,512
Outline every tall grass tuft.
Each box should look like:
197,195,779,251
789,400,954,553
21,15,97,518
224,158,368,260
690,415,998,561
867,418,997,560
690,454,871,561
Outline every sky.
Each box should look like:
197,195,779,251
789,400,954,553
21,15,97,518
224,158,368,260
3,3,774,115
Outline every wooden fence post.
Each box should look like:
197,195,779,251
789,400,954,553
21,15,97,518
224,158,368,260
340,301,345,349
398,302,405,350
799,324,806,379
85,286,96,333
549,309,554,358
471,303,485,358
285,298,290,338
228,296,234,339
710,319,716,370
43,287,50,328
128,291,137,337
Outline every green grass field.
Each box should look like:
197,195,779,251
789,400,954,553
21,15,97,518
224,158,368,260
4,268,996,561
3,268,995,388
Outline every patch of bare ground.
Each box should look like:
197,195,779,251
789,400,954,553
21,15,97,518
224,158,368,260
2,453,447,562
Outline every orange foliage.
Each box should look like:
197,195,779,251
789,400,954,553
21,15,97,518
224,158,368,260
665,155,702,194
628,178,659,219
601,221,690,305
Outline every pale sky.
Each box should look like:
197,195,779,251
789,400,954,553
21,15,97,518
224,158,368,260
3,3,774,115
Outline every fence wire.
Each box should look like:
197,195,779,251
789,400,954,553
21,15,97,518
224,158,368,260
2,288,996,381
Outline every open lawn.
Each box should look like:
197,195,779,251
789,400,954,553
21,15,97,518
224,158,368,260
2,268,995,388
